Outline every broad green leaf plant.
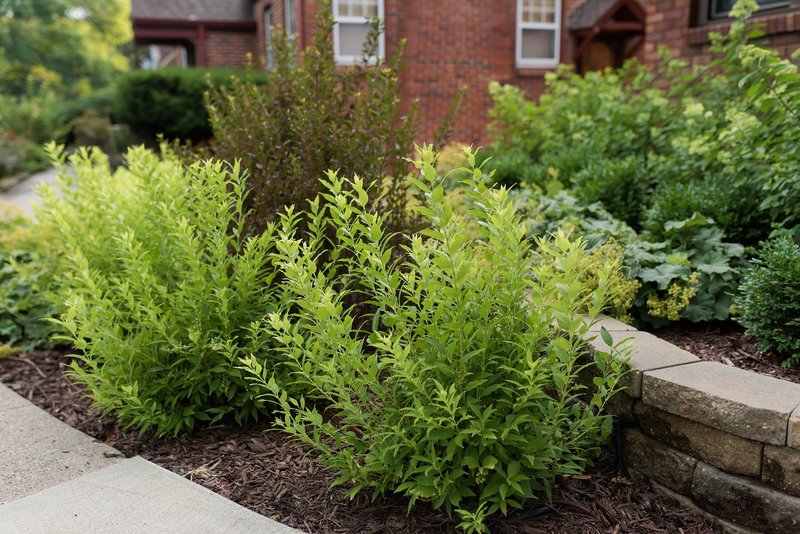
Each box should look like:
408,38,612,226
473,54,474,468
243,147,629,533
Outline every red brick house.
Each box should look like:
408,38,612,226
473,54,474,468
131,0,800,144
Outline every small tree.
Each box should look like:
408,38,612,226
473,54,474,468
206,0,459,236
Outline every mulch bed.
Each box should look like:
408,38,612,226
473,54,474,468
0,350,717,533
654,321,800,385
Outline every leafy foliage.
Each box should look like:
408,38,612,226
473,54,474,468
207,1,458,236
735,233,800,367
0,89,69,177
483,0,799,326
0,202,57,350
114,68,267,142
514,189,744,326
37,145,279,436
0,0,131,98
632,214,745,326
243,147,628,533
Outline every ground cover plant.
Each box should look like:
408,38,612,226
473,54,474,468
243,147,630,533
0,202,57,351
482,1,798,346
36,145,282,437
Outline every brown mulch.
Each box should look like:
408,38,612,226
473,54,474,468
0,350,716,533
654,321,800,384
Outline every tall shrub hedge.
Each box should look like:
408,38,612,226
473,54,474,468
115,68,267,141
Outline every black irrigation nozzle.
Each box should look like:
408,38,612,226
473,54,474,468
612,415,638,477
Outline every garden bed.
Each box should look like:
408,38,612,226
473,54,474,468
0,350,717,533
654,322,800,385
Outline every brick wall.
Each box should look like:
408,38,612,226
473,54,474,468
287,0,582,145
643,0,800,66
205,29,259,68
251,0,800,145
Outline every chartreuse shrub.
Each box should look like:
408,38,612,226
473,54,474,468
37,145,279,437
736,233,800,367
0,202,58,351
709,0,800,234
484,1,800,248
242,147,629,533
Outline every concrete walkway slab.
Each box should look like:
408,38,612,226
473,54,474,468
0,382,32,412
0,394,123,503
0,457,302,533
0,167,59,216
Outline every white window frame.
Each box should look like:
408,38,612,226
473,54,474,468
264,7,275,68
332,0,385,66
284,0,296,35
516,0,561,69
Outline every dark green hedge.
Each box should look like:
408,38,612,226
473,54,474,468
114,68,267,141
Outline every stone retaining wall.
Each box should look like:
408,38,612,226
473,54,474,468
588,317,800,534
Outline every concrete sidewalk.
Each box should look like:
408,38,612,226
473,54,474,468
0,167,60,217
0,383,303,533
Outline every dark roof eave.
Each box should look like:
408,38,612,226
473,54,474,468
132,17,257,30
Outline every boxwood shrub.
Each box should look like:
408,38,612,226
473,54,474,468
114,68,267,141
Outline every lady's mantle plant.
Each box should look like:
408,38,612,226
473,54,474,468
243,147,629,533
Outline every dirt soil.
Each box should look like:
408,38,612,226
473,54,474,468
654,321,800,384
0,350,718,534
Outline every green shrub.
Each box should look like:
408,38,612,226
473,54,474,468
735,233,800,367
38,145,279,436
243,147,628,533
0,203,58,350
52,85,119,127
206,2,458,236
515,190,744,326
572,155,648,227
485,66,662,199
114,68,267,141
0,89,67,177
643,172,769,245
484,2,794,244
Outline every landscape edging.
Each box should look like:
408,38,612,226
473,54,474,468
587,316,800,534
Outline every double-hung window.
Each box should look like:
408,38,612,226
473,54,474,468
516,0,561,68
333,0,384,65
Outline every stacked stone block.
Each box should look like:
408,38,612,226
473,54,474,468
589,317,800,534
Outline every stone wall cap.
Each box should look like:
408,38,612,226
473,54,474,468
643,361,800,445
592,329,699,397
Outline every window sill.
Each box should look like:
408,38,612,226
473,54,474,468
515,66,558,78
688,9,800,46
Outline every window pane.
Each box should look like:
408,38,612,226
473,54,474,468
522,0,556,24
364,0,378,18
521,28,555,60
339,22,371,56
264,8,274,68
711,0,786,17
284,0,295,33
337,0,378,18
